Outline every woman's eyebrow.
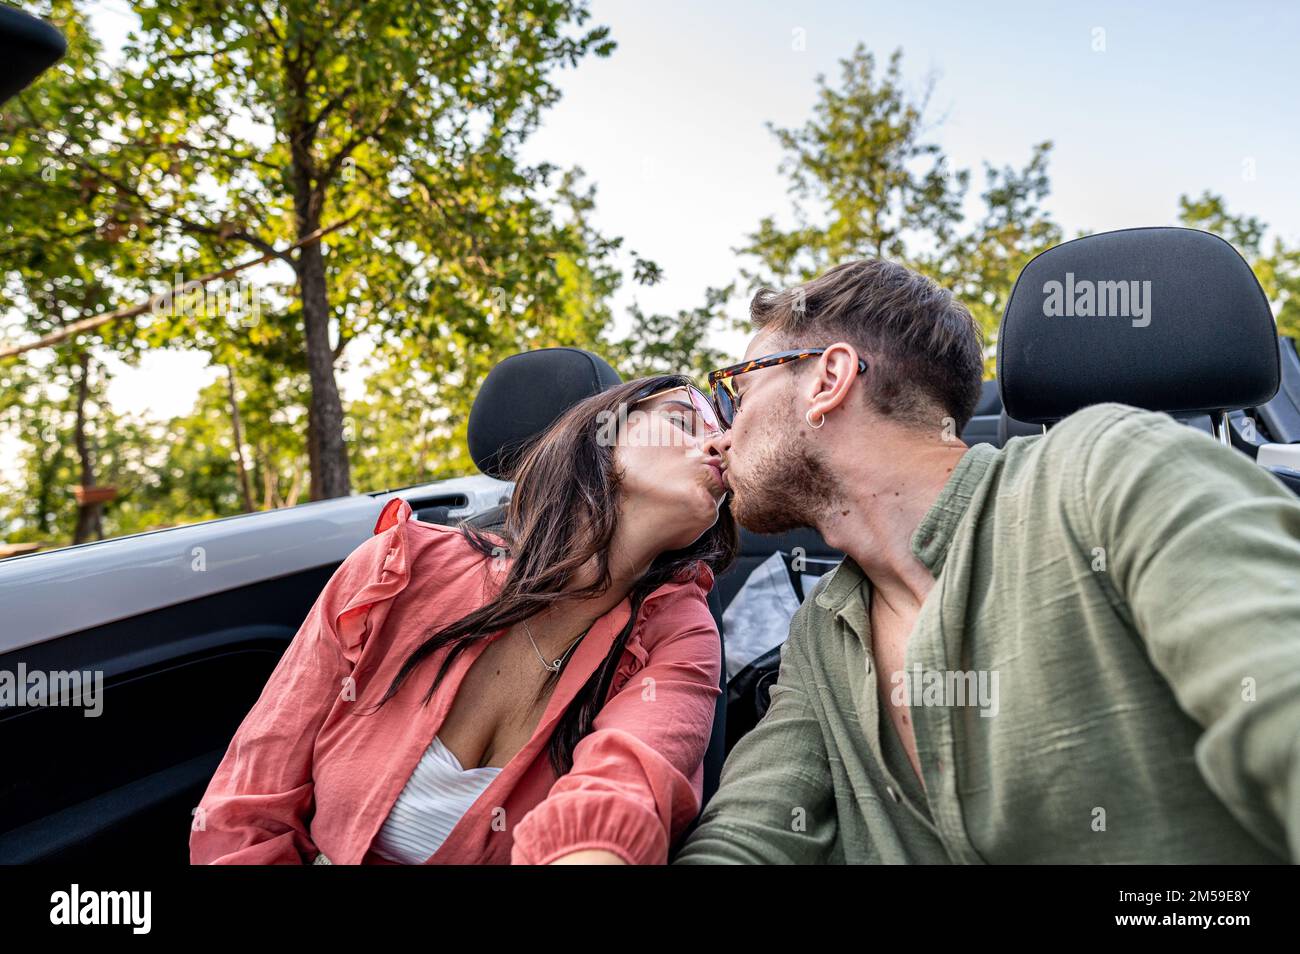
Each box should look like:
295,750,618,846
654,397,696,412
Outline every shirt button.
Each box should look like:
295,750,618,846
886,785,901,804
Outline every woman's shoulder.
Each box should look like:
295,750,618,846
365,497,504,582
372,496,495,545
603,563,719,696
636,562,718,647
326,497,497,661
337,498,495,611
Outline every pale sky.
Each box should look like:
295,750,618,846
58,0,1300,422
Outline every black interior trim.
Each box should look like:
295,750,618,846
0,750,224,864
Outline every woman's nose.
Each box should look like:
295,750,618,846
699,429,731,459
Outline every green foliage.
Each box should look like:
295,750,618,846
1,0,627,488
939,142,1062,375
602,285,734,384
0,0,657,547
4,19,1298,554
738,45,968,288
0,357,78,543
733,45,1061,378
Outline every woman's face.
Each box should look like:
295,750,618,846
612,386,730,551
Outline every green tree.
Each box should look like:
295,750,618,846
0,3,164,542
737,45,968,289
603,285,734,382
346,165,656,489
0,356,79,546
734,44,1059,377
939,142,1062,374
4,0,619,501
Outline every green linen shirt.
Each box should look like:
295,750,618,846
676,402,1300,864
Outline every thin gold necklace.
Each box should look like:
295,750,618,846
521,617,588,673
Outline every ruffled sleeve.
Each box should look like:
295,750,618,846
188,497,415,864
332,497,415,663
509,578,722,865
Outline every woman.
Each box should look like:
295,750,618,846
189,374,737,865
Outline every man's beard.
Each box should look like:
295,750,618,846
727,425,840,535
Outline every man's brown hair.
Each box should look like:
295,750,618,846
750,259,984,432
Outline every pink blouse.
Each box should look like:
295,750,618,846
188,497,721,865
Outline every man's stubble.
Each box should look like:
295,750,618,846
727,403,842,536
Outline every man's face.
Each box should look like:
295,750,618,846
717,331,839,535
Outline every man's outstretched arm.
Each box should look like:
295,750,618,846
1076,404,1300,861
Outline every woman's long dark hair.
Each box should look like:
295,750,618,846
360,374,739,775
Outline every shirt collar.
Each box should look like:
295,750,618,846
814,441,999,616
680,560,715,590
908,441,999,575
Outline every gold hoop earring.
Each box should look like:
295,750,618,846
806,409,825,429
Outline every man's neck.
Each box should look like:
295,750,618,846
815,436,970,618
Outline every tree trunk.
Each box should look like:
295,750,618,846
284,461,304,508
72,353,103,544
258,445,278,509
225,364,255,512
298,238,351,499
290,160,350,500
305,397,321,501
283,30,351,501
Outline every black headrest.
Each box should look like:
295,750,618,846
997,409,1042,446
997,227,1279,424
0,7,65,107
467,347,622,479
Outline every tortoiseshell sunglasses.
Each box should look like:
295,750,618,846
707,349,868,429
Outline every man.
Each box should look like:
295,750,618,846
676,258,1300,863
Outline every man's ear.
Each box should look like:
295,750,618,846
803,342,864,421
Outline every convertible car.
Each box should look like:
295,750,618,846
2,10,1298,866
4,223,1300,864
